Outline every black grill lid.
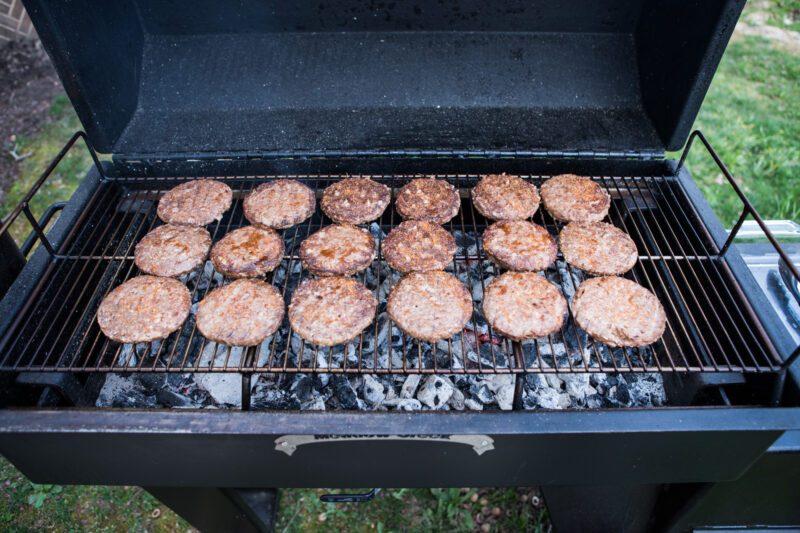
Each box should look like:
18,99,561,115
24,0,744,156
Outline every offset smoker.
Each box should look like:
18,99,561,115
1,1,799,532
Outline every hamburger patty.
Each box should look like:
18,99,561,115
482,220,557,272
299,224,375,276
210,225,284,278
321,177,391,224
97,275,191,343
382,220,457,273
482,271,567,341
134,224,212,277
244,179,316,229
471,173,540,221
571,276,666,347
157,179,233,226
196,279,285,346
540,174,610,223
395,178,460,224
387,271,472,342
289,277,378,346
559,221,638,275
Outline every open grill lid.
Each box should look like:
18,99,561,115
25,0,744,157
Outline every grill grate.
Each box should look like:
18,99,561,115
0,173,782,374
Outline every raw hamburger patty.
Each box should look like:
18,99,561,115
571,276,667,347
196,279,284,346
559,221,638,275
387,271,472,341
482,272,567,341
97,275,191,343
134,224,212,277
157,179,233,226
210,226,284,278
540,174,610,223
472,173,540,220
482,220,557,272
299,224,375,276
321,177,391,224
244,179,316,229
395,178,460,224
382,220,457,273
289,277,378,346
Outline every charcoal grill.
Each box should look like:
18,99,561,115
1,1,800,532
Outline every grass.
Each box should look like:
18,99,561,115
0,456,191,532
277,487,548,532
1,94,96,245
0,10,798,533
760,0,800,32
676,34,800,227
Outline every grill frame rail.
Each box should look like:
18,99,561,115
0,131,796,376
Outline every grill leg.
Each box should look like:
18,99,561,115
145,487,279,533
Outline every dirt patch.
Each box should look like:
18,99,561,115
734,11,800,53
0,38,64,206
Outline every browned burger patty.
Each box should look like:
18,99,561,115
395,178,460,224
210,226,284,278
134,224,212,277
320,177,391,224
382,220,457,273
540,174,610,223
482,220,557,272
387,271,472,341
289,277,378,346
299,224,375,276
471,173,540,221
482,272,567,341
97,275,191,343
196,279,284,346
559,221,638,275
571,276,667,347
157,179,233,226
244,179,316,229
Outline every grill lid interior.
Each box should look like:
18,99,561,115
26,0,744,156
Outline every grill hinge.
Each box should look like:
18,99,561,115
114,148,665,166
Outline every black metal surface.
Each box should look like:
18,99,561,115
23,0,741,155
0,172,783,375
663,431,800,532
0,407,794,486
0,230,25,299
542,484,660,533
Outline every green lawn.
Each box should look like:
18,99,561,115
678,34,800,227
1,13,798,533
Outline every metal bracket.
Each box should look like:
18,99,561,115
0,132,104,260
677,130,800,371
320,489,381,503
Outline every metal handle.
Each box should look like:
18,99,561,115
0,131,104,258
677,130,800,369
320,489,380,503
20,202,66,256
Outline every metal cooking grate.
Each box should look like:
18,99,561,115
0,173,783,374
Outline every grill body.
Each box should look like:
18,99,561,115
0,156,798,492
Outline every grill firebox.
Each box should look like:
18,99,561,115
0,168,783,377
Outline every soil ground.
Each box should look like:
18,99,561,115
0,38,62,206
